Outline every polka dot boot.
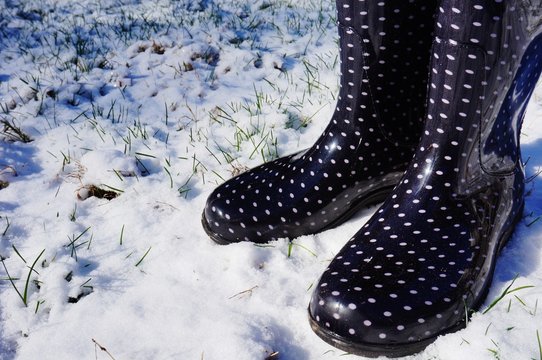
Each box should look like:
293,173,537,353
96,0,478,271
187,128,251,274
202,0,438,244
309,0,542,357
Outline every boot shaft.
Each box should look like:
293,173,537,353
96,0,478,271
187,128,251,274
420,0,542,189
333,0,438,146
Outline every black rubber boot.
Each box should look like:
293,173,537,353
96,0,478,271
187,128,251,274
202,0,438,244
309,0,542,357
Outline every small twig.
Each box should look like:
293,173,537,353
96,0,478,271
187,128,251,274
228,285,258,299
154,201,179,211
92,338,116,360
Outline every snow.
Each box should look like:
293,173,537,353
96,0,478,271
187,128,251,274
1,0,541,359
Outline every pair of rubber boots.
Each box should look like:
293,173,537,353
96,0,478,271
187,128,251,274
202,0,542,357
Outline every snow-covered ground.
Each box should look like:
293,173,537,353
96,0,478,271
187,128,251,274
1,0,541,359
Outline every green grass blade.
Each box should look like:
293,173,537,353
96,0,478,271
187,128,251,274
135,247,152,267
23,249,45,306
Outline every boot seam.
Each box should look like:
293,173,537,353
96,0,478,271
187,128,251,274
336,22,416,150
431,37,519,178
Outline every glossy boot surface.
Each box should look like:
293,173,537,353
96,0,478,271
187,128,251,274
202,0,438,244
309,0,542,357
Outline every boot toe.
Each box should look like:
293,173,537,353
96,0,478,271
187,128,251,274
308,170,525,357
308,264,465,357
202,176,273,244
202,191,243,244
202,154,304,244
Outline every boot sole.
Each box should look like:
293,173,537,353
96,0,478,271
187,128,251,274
308,201,525,358
201,184,397,245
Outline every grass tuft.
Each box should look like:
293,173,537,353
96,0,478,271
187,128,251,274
483,275,534,314
65,227,92,261
1,119,33,143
